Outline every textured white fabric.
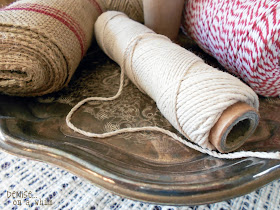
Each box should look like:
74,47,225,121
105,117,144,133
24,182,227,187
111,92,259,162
0,151,279,210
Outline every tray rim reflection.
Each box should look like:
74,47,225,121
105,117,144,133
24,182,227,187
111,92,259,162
0,116,279,205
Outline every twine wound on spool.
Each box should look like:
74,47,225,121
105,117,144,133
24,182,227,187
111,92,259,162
66,11,280,159
182,0,280,97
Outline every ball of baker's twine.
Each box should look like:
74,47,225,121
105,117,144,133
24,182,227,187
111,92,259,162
182,0,280,97
66,12,280,159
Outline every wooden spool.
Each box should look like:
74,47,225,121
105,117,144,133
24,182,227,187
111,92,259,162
209,102,259,153
143,0,185,41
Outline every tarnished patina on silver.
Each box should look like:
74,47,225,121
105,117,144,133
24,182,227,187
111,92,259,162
0,38,279,205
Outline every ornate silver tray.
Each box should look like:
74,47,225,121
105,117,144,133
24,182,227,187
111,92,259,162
0,39,279,205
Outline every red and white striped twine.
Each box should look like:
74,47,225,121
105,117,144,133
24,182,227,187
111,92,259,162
182,0,280,97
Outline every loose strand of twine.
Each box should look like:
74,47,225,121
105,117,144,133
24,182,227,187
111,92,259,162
66,25,280,160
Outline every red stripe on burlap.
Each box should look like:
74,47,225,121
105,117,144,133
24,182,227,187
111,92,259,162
88,0,103,14
13,3,86,47
2,4,86,58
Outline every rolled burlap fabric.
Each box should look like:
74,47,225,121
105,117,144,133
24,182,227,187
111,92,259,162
0,0,144,96
0,0,102,96
101,0,143,23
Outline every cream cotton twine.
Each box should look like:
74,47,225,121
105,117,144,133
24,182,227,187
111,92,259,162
67,11,280,160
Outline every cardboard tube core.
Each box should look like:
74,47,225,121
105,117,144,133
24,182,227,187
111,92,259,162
143,0,185,41
209,102,259,153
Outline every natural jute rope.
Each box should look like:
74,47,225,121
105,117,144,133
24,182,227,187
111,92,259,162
182,0,280,97
66,11,280,159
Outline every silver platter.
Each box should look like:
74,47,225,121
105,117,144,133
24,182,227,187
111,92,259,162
0,39,279,205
